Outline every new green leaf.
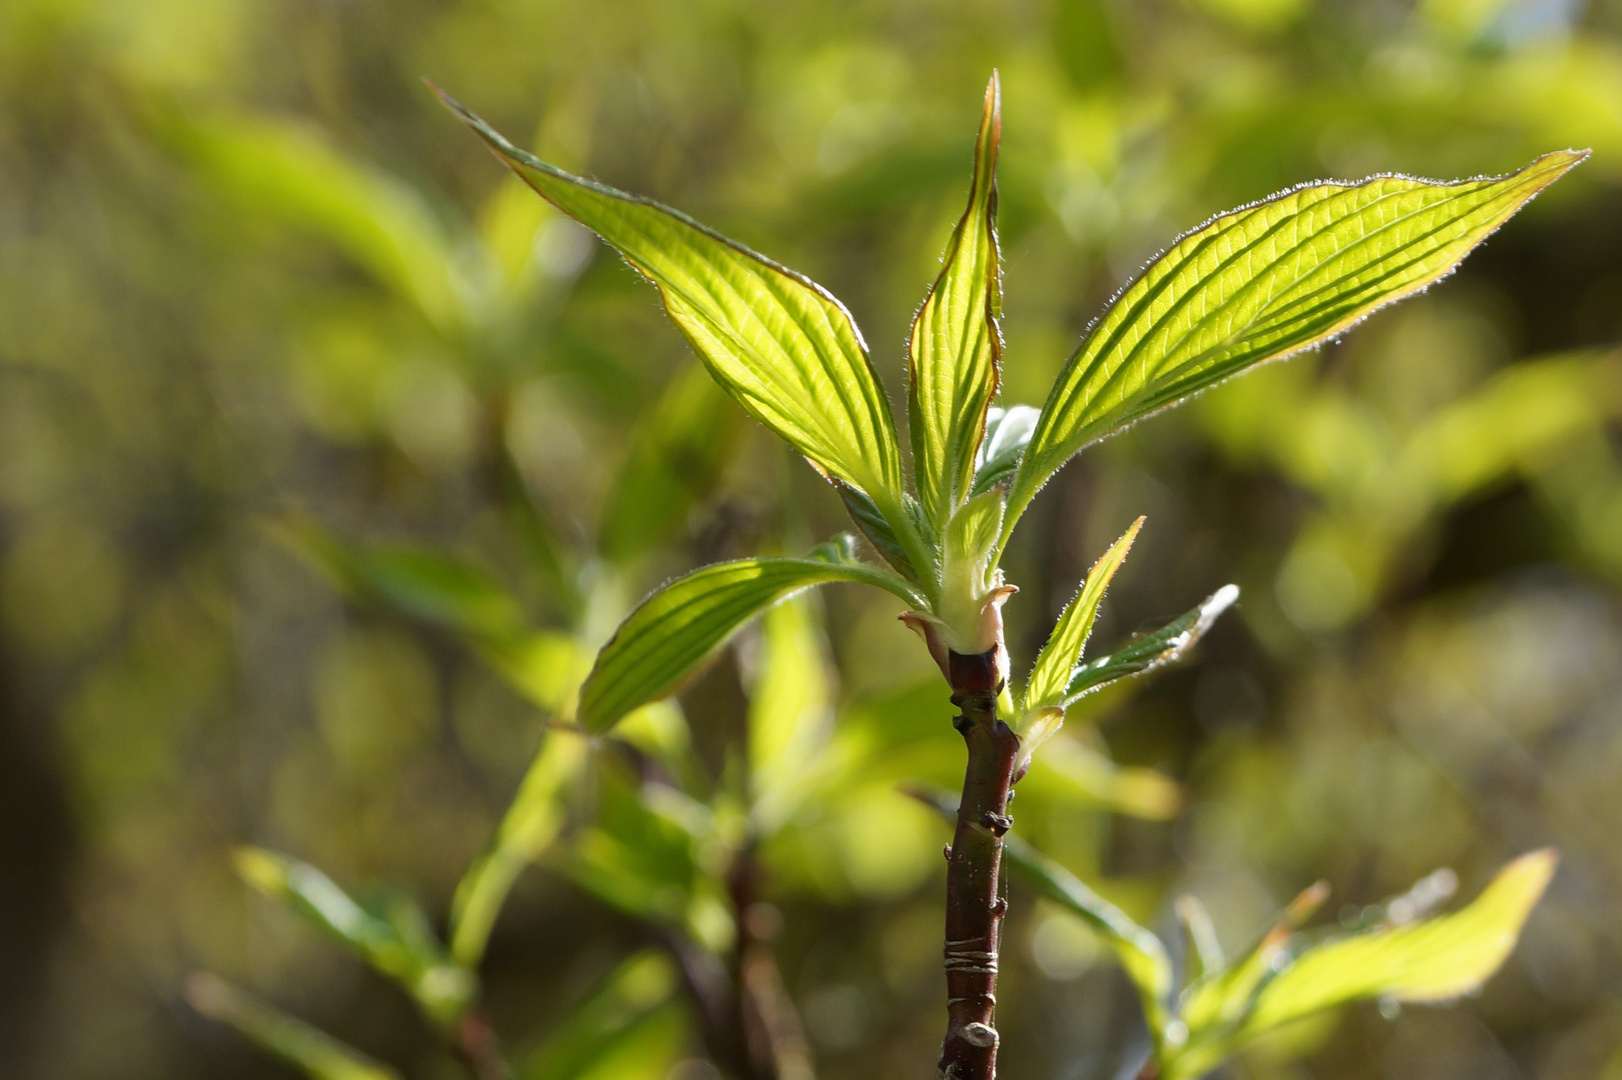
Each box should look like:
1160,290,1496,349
434,87,908,523
1024,517,1143,711
1005,150,1589,535
1241,849,1556,1036
1064,584,1238,705
908,73,1003,529
577,543,920,733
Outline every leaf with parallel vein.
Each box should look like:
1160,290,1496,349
433,87,909,531
1004,150,1589,536
909,73,1003,529
577,542,921,733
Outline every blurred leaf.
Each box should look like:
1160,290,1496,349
1005,150,1590,536
186,973,401,1080
1166,852,1554,1079
1240,849,1556,1034
599,363,744,566
279,519,526,642
450,731,588,968
479,631,591,716
1176,895,1225,984
747,596,834,831
278,518,586,712
908,74,1002,531
233,849,473,1024
1403,350,1622,502
435,88,916,552
521,950,678,1080
168,109,460,332
1025,516,1143,712
563,764,732,948
969,404,1038,498
1177,881,1331,1050
1023,735,1181,820
577,545,921,733
1064,585,1239,705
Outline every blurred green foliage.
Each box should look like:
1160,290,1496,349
1,1,1620,1079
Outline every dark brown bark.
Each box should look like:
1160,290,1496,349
938,647,1019,1080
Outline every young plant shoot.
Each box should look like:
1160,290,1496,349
431,75,1580,1080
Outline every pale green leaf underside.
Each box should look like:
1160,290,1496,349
435,88,904,507
1241,849,1556,1036
578,551,920,733
909,74,1002,529
1025,516,1142,711
970,404,1038,497
1063,584,1238,705
1006,150,1588,535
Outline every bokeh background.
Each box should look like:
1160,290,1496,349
2,0,1621,1078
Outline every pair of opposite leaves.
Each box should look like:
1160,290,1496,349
431,75,1585,734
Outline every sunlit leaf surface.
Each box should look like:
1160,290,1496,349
1242,849,1556,1033
1006,150,1589,533
1164,851,1555,1079
435,88,907,520
908,74,1003,529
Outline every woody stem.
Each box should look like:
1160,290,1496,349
938,647,1019,1080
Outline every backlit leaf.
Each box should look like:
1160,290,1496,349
1025,517,1143,711
577,545,921,733
1005,150,1589,535
909,74,1003,529
1240,849,1556,1036
186,974,401,1080
435,88,910,530
1064,585,1238,705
